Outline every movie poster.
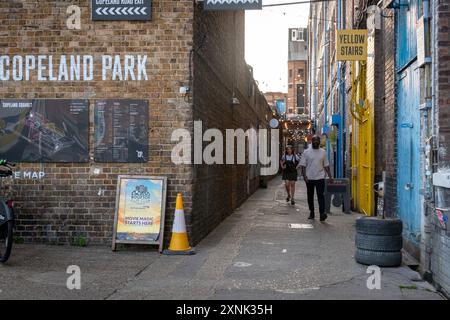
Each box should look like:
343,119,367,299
114,176,166,244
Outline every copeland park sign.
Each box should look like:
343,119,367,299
336,29,368,61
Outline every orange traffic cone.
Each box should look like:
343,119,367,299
163,193,195,255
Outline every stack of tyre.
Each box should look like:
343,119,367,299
355,217,403,267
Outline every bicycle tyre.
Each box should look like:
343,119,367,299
0,221,13,263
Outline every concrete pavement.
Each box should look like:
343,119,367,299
0,176,445,300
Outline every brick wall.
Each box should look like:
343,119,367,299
192,4,271,245
287,60,308,114
430,0,450,297
0,1,272,248
0,0,194,246
379,3,397,217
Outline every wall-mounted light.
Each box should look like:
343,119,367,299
232,97,240,105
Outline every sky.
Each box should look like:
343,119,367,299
245,0,310,93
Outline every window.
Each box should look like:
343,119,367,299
291,29,298,42
297,84,305,109
297,29,305,41
289,69,293,78
298,69,304,79
291,28,305,42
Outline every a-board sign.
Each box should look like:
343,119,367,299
0,99,89,162
92,0,152,21
112,175,167,252
94,100,149,163
204,0,263,11
336,29,368,61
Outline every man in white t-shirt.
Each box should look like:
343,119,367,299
300,136,333,221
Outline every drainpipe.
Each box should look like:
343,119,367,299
422,0,433,200
421,0,434,272
337,0,344,178
308,21,312,120
323,2,330,161
313,9,317,131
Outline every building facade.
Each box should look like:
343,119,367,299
308,0,450,297
287,28,308,116
0,1,273,248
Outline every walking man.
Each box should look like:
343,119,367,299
300,136,333,221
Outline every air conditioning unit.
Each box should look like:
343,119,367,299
291,29,298,41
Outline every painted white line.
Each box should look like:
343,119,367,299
289,223,314,229
233,262,252,268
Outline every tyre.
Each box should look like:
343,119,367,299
356,217,402,236
355,249,402,267
0,221,13,263
355,233,403,252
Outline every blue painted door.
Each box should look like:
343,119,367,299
396,0,421,244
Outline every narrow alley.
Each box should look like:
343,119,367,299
1,0,449,305
0,177,443,300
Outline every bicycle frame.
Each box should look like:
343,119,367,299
0,198,14,227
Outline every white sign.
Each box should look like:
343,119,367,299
92,0,152,21
269,118,279,129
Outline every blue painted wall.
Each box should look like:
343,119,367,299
396,0,422,245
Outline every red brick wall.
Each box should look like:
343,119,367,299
287,60,308,114
0,0,195,245
430,0,450,297
378,3,397,217
192,4,272,245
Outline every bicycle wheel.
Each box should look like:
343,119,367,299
0,221,13,263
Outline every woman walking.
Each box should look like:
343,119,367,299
280,145,300,205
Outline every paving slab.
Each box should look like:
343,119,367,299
0,177,445,300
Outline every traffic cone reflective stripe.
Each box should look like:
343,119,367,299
168,193,192,252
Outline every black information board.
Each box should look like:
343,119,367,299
92,0,152,21
94,100,148,163
0,99,89,163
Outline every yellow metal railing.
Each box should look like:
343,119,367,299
350,61,375,216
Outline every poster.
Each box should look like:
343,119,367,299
94,100,149,163
112,176,167,252
0,99,89,162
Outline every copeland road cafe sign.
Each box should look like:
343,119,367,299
204,0,263,11
336,29,368,61
92,0,152,21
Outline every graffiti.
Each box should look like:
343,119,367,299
436,209,449,229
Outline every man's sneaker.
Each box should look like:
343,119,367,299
320,214,328,222
308,214,315,220
291,199,295,205
286,197,290,202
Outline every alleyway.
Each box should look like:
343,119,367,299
0,177,444,300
